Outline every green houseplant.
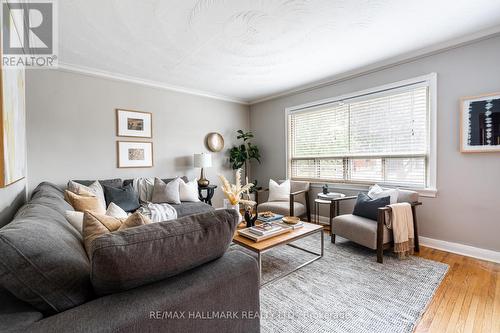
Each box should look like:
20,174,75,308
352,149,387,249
229,130,261,192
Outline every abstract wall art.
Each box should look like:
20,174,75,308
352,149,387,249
460,92,500,153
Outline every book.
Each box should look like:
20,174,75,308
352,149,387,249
275,221,304,230
237,225,292,242
257,214,284,223
248,224,282,236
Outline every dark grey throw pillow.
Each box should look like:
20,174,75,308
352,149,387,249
103,184,140,212
89,209,239,295
352,192,390,221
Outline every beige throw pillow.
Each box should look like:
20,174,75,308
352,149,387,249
65,189,106,214
82,211,151,256
67,180,106,212
151,177,181,204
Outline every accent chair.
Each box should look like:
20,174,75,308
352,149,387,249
331,189,421,263
255,180,311,222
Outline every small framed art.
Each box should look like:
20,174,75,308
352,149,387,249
460,92,500,153
117,141,153,168
116,109,152,138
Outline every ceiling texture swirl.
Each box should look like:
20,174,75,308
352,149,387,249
60,0,500,103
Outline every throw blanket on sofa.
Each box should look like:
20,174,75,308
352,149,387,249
385,203,414,259
137,203,178,223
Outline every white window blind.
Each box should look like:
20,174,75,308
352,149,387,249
288,84,430,188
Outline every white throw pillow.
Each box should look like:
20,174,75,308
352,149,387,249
67,180,106,212
106,202,129,218
268,179,290,202
179,179,200,202
151,177,181,204
65,211,84,234
368,184,399,204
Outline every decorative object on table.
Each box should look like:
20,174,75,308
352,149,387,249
0,55,26,187
205,132,224,152
322,184,329,195
237,223,292,242
460,92,500,153
117,141,153,168
229,130,261,181
219,169,255,223
193,153,212,187
244,206,258,228
257,211,284,223
282,216,300,225
198,184,217,206
116,109,152,138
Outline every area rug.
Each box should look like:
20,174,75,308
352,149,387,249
233,234,448,333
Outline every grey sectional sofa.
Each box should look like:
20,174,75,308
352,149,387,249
0,182,260,333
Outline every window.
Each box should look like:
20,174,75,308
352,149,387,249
287,75,436,191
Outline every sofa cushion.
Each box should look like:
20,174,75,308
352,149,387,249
89,209,239,295
170,201,215,218
65,189,105,214
83,211,151,256
103,184,140,212
0,182,93,314
352,193,390,221
73,178,123,188
67,180,107,212
122,176,188,188
151,177,181,204
257,201,306,217
332,214,393,249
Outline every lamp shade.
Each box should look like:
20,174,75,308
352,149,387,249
193,153,212,168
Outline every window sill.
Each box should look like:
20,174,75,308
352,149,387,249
308,182,438,198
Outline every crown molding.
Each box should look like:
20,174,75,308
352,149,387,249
55,62,250,105
249,25,500,105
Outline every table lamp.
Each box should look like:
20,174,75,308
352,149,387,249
193,153,212,187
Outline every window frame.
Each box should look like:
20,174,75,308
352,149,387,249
285,73,438,197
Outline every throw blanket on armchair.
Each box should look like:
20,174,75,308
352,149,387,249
385,203,414,258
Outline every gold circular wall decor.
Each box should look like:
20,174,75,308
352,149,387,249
206,132,224,152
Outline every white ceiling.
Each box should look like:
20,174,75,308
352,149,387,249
60,0,500,103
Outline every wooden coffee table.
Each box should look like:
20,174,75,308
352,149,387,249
233,221,324,286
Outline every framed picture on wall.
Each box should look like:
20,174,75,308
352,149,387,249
460,92,500,153
116,109,152,138
117,141,153,168
0,13,26,188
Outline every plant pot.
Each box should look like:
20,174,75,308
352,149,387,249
223,199,242,223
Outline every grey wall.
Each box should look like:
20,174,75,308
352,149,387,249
250,36,500,252
26,69,250,208
0,180,26,227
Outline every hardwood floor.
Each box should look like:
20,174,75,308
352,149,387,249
413,246,499,333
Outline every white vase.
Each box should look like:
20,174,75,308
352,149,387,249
224,199,242,223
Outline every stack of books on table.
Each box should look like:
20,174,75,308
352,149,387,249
238,223,292,242
275,220,304,230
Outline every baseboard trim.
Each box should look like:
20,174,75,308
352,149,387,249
417,237,500,264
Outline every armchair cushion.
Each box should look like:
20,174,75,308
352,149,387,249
332,214,392,249
257,201,306,217
397,189,419,203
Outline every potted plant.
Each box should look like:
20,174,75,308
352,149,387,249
229,130,261,201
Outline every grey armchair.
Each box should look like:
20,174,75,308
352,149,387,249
255,180,311,222
331,189,421,263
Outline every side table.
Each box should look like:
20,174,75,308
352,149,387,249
314,194,357,239
198,185,217,206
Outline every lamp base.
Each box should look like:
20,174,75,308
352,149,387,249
198,178,210,187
